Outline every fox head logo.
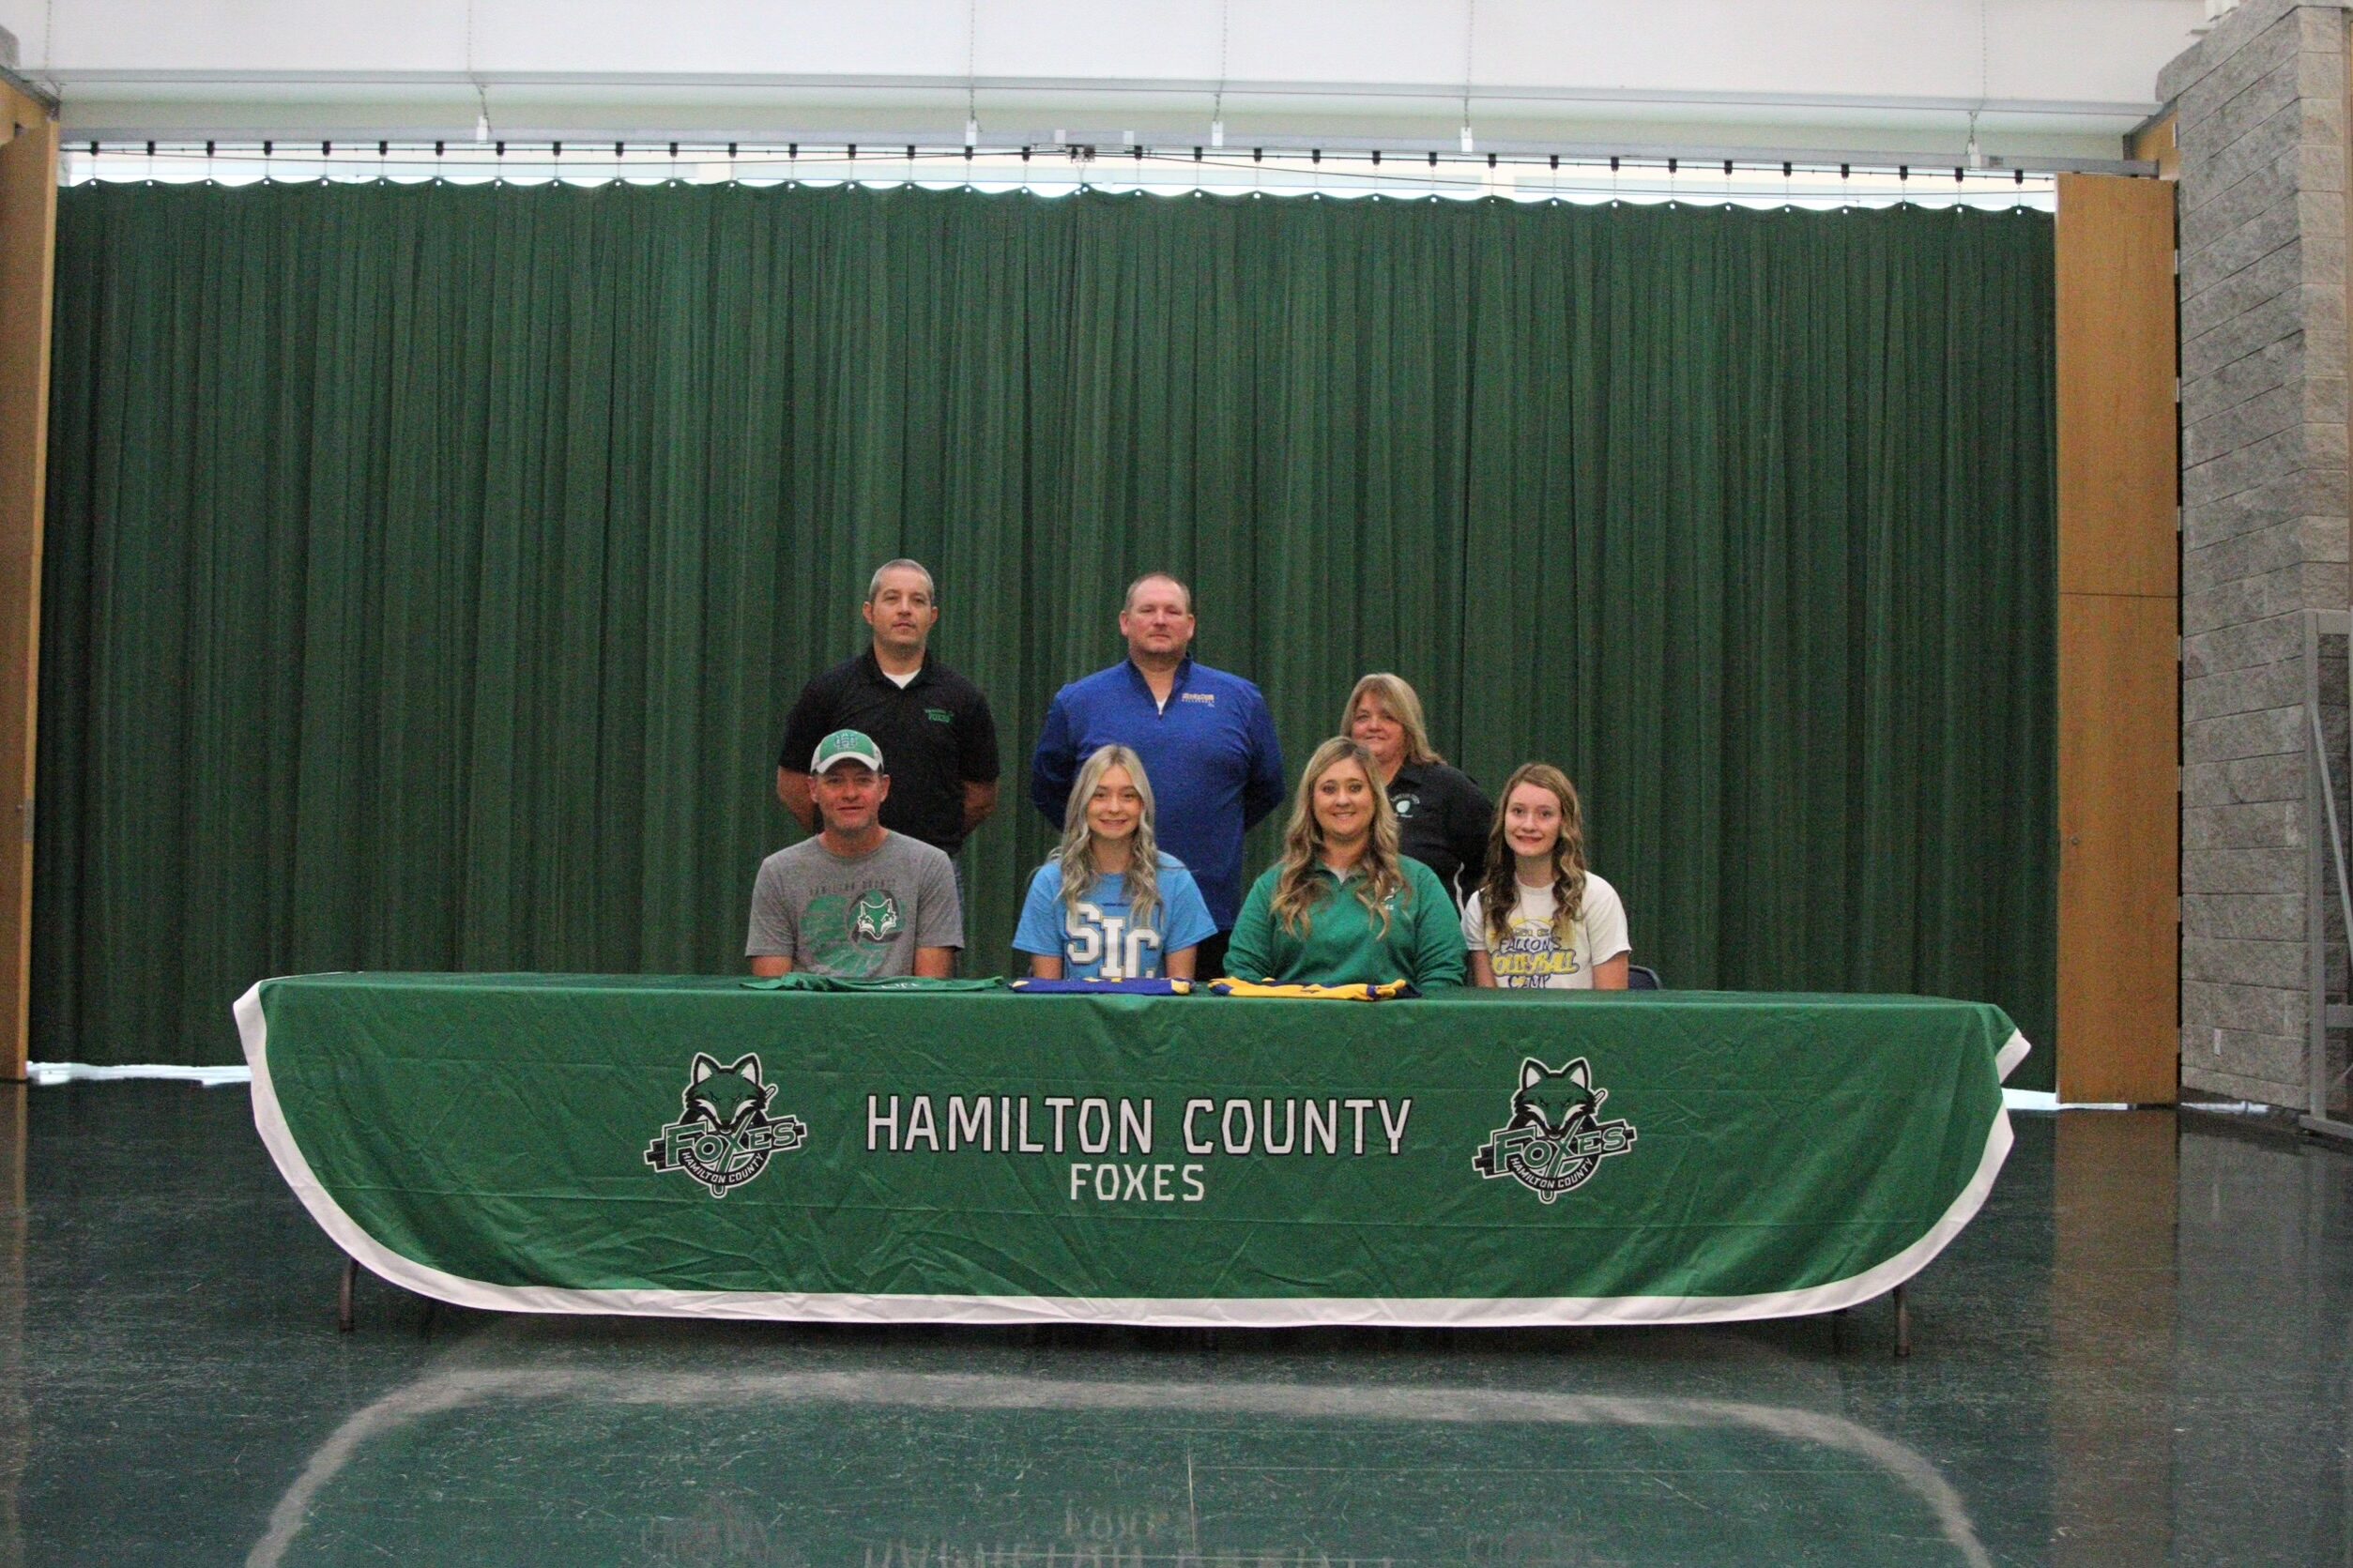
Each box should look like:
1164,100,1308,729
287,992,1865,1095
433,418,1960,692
1475,1056,1635,1201
1510,1057,1605,1136
850,890,902,942
683,1053,772,1130
649,1051,807,1197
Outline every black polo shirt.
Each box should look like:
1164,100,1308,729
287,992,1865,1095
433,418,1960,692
778,650,1001,858
1387,760,1493,906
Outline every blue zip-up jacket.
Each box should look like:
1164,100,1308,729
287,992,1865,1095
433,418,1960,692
1031,657,1287,929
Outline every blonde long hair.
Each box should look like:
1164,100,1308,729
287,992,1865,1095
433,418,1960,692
1479,762,1589,949
1270,738,1411,937
1340,673,1445,767
1057,744,1163,930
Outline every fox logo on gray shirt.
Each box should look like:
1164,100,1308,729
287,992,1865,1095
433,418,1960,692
746,831,962,979
850,890,903,942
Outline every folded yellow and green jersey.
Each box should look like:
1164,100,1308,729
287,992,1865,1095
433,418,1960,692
1206,979,1418,1000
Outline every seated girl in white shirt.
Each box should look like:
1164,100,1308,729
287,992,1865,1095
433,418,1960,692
1462,763,1630,990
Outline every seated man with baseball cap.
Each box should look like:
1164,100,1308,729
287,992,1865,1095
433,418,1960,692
747,729,964,978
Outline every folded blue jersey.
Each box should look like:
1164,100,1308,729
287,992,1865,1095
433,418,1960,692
1010,978,1195,996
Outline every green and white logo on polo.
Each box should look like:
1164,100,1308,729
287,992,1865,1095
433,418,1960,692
850,890,903,942
644,1052,808,1198
1472,1057,1637,1204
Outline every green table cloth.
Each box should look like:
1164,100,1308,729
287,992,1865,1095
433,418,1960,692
237,974,2029,1327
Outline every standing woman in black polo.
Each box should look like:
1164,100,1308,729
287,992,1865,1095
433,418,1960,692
1342,673,1490,906
776,560,1001,862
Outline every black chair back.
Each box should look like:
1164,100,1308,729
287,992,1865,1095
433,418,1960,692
1627,964,1662,990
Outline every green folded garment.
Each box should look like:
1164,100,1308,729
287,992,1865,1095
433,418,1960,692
741,974,1008,993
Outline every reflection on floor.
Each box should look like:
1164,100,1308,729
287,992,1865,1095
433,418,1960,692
2,1086,2348,1565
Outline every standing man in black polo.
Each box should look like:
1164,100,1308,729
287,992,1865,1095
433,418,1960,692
777,560,1001,870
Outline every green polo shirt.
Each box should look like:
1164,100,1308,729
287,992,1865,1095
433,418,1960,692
1223,858,1467,992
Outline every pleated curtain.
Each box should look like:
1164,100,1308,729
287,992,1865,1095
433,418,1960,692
35,180,2057,1082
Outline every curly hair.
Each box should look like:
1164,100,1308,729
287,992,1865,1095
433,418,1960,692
1056,745,1163,931
1478,763,1589,951
1269,738,1411,937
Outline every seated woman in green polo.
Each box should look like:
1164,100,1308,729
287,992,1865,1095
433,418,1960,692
1223,738,1468,991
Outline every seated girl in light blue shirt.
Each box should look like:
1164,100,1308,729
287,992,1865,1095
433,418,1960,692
1015,744,1217,981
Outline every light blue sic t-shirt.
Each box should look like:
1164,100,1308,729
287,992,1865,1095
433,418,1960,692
1014,854,1219,981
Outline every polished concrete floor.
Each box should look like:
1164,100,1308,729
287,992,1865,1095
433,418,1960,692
1,1087,2348,1566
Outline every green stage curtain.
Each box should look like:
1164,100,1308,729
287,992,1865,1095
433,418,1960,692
36,181,2056,1083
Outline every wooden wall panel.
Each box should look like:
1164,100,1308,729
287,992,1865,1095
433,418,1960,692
2128,114,2180,180
0,88,56,1084
2055,173,2179,1105
2058,592,2180,1103
2056,174,2179,601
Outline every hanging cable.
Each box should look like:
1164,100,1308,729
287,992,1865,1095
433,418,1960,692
1211,0,1230,148
1459,0,1476,152
965,0,981,148
1972,0,1991,167
467,0,491,144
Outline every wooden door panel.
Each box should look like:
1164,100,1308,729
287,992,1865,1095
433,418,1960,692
2059,592,2179,1104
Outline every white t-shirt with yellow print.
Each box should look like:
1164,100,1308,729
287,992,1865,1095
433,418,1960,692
1459,873,1630,989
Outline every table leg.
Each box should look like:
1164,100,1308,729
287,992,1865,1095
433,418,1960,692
337,1255,357,1333
1893,1283,1911,1359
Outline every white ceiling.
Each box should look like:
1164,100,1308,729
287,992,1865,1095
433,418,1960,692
2,0,2208,164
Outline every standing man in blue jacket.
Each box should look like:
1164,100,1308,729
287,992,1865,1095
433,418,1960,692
1031,571,1286,977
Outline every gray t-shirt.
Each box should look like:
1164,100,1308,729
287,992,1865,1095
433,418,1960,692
745,830,963,977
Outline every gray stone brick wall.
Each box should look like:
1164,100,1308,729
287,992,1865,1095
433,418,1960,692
2162,0,2352,1106
2323,634,2349,1116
